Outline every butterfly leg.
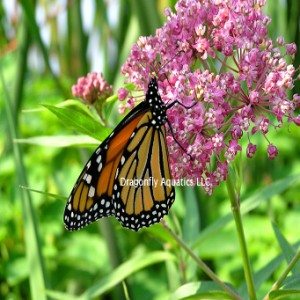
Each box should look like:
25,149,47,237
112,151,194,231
166,100,197,110
166,119,194,161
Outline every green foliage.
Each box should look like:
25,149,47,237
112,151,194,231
0,1,299,300
43,103,110,141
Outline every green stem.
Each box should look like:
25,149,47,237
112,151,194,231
226,175,257,300
263,250,300,300
160,219,242,300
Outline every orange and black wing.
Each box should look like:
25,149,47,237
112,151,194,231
112,111,175,231
64,77,175,231
64,102,148,230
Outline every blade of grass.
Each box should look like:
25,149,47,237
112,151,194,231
13,16,31,124
272,223,300,274
192,173,300,250
182,187,200,244
15,135,99,147
75,0,89,74
19,186,66,201
95,0,112,81
132,0,162,35
80,251,174,299
45,252,173,300
19,0,68,97
112,0,132,81
1,63,48,300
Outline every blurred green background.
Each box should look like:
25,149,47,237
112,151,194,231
0,1,299,300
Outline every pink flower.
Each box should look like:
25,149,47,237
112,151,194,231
120,0,299,194
231,126,243,140
249,91,260,105
246,143,257,158
72,72,113,104
286,43,297,55
267,144,278,160
225,140,242,161
117,88,128,101
293,115,300,126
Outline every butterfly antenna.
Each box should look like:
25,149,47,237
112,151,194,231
157,50,184,74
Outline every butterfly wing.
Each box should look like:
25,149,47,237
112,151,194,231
64,103,149,230
112,111,175,231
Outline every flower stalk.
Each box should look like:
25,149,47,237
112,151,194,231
160,219,242,300
226,174,257,300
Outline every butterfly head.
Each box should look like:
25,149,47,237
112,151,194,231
148,77,158,90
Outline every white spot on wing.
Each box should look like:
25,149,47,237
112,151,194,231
88,186,95,197
86,174,92,184
121,156,125,165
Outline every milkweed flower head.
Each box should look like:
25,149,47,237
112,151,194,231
120,0,299,194
72,72,113,104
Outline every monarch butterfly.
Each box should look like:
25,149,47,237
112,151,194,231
64,77,189,231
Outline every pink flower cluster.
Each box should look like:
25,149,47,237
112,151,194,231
72,72,113,104
120,0,299,194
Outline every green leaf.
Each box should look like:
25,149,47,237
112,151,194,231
102,95,117,120
182,187,200,244
45,290,77,300
44,104,110,141
182,188,201,280
272,222,300,274
269,289,300,300
23,99,94,116
6,257,29,285
15,135,99,147
192,174,300,250
238,242,300,296
80,251,174,298
239,253,283,295
124,82,136,91
283,275,300,289
172,281,235,300
54,99,96,116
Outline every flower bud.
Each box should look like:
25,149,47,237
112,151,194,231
267,144,278,159
118,88,128,101
246,143,257,158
